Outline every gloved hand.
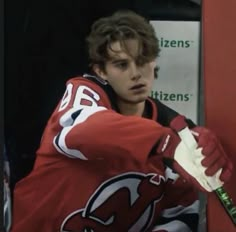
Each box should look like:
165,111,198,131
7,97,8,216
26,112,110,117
191,126,233,183
156,115,233,192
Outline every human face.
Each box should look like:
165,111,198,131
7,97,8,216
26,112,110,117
94,39,157,104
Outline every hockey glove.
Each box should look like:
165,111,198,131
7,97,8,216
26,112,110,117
191,126,233,183
156,115,233,192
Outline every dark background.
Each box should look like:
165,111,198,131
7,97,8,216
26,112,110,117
4,0,201,189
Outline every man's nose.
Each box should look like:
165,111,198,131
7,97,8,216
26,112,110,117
131,63,142,81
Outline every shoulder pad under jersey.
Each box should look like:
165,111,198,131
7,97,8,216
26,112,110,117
82,74,119,111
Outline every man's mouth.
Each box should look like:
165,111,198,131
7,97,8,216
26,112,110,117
130,84,145,90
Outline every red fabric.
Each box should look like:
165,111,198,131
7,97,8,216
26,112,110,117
203,0,236,231
11,77,198,231
12,156,167,231
169,115,187,132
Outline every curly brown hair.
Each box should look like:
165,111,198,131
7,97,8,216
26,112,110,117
86,10,160,72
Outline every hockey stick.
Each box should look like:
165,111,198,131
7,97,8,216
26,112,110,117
175,120,236,225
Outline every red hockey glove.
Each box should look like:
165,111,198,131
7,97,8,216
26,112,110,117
191,126,233,183
156,127,211,192
156,115,233,192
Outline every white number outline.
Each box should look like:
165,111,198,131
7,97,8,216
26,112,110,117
54,84,106,159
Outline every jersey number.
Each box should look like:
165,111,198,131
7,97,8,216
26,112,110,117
58,84,100,112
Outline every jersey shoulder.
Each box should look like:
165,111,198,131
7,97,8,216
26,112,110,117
68,74,118,111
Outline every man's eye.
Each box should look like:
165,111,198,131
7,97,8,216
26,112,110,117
116,62,128,69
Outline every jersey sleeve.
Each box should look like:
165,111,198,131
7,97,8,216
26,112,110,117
37,77,169,163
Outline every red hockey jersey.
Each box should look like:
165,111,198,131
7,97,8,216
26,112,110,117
11,75,200,232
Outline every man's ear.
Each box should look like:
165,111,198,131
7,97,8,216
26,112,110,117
93,64,107,80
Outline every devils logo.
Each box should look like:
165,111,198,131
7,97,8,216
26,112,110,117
60,172,165,232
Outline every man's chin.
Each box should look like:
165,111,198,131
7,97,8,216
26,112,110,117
125,95,148,104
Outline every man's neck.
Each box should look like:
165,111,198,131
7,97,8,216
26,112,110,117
117,100,145,117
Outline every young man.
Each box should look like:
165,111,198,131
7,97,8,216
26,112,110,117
11,10,232,232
